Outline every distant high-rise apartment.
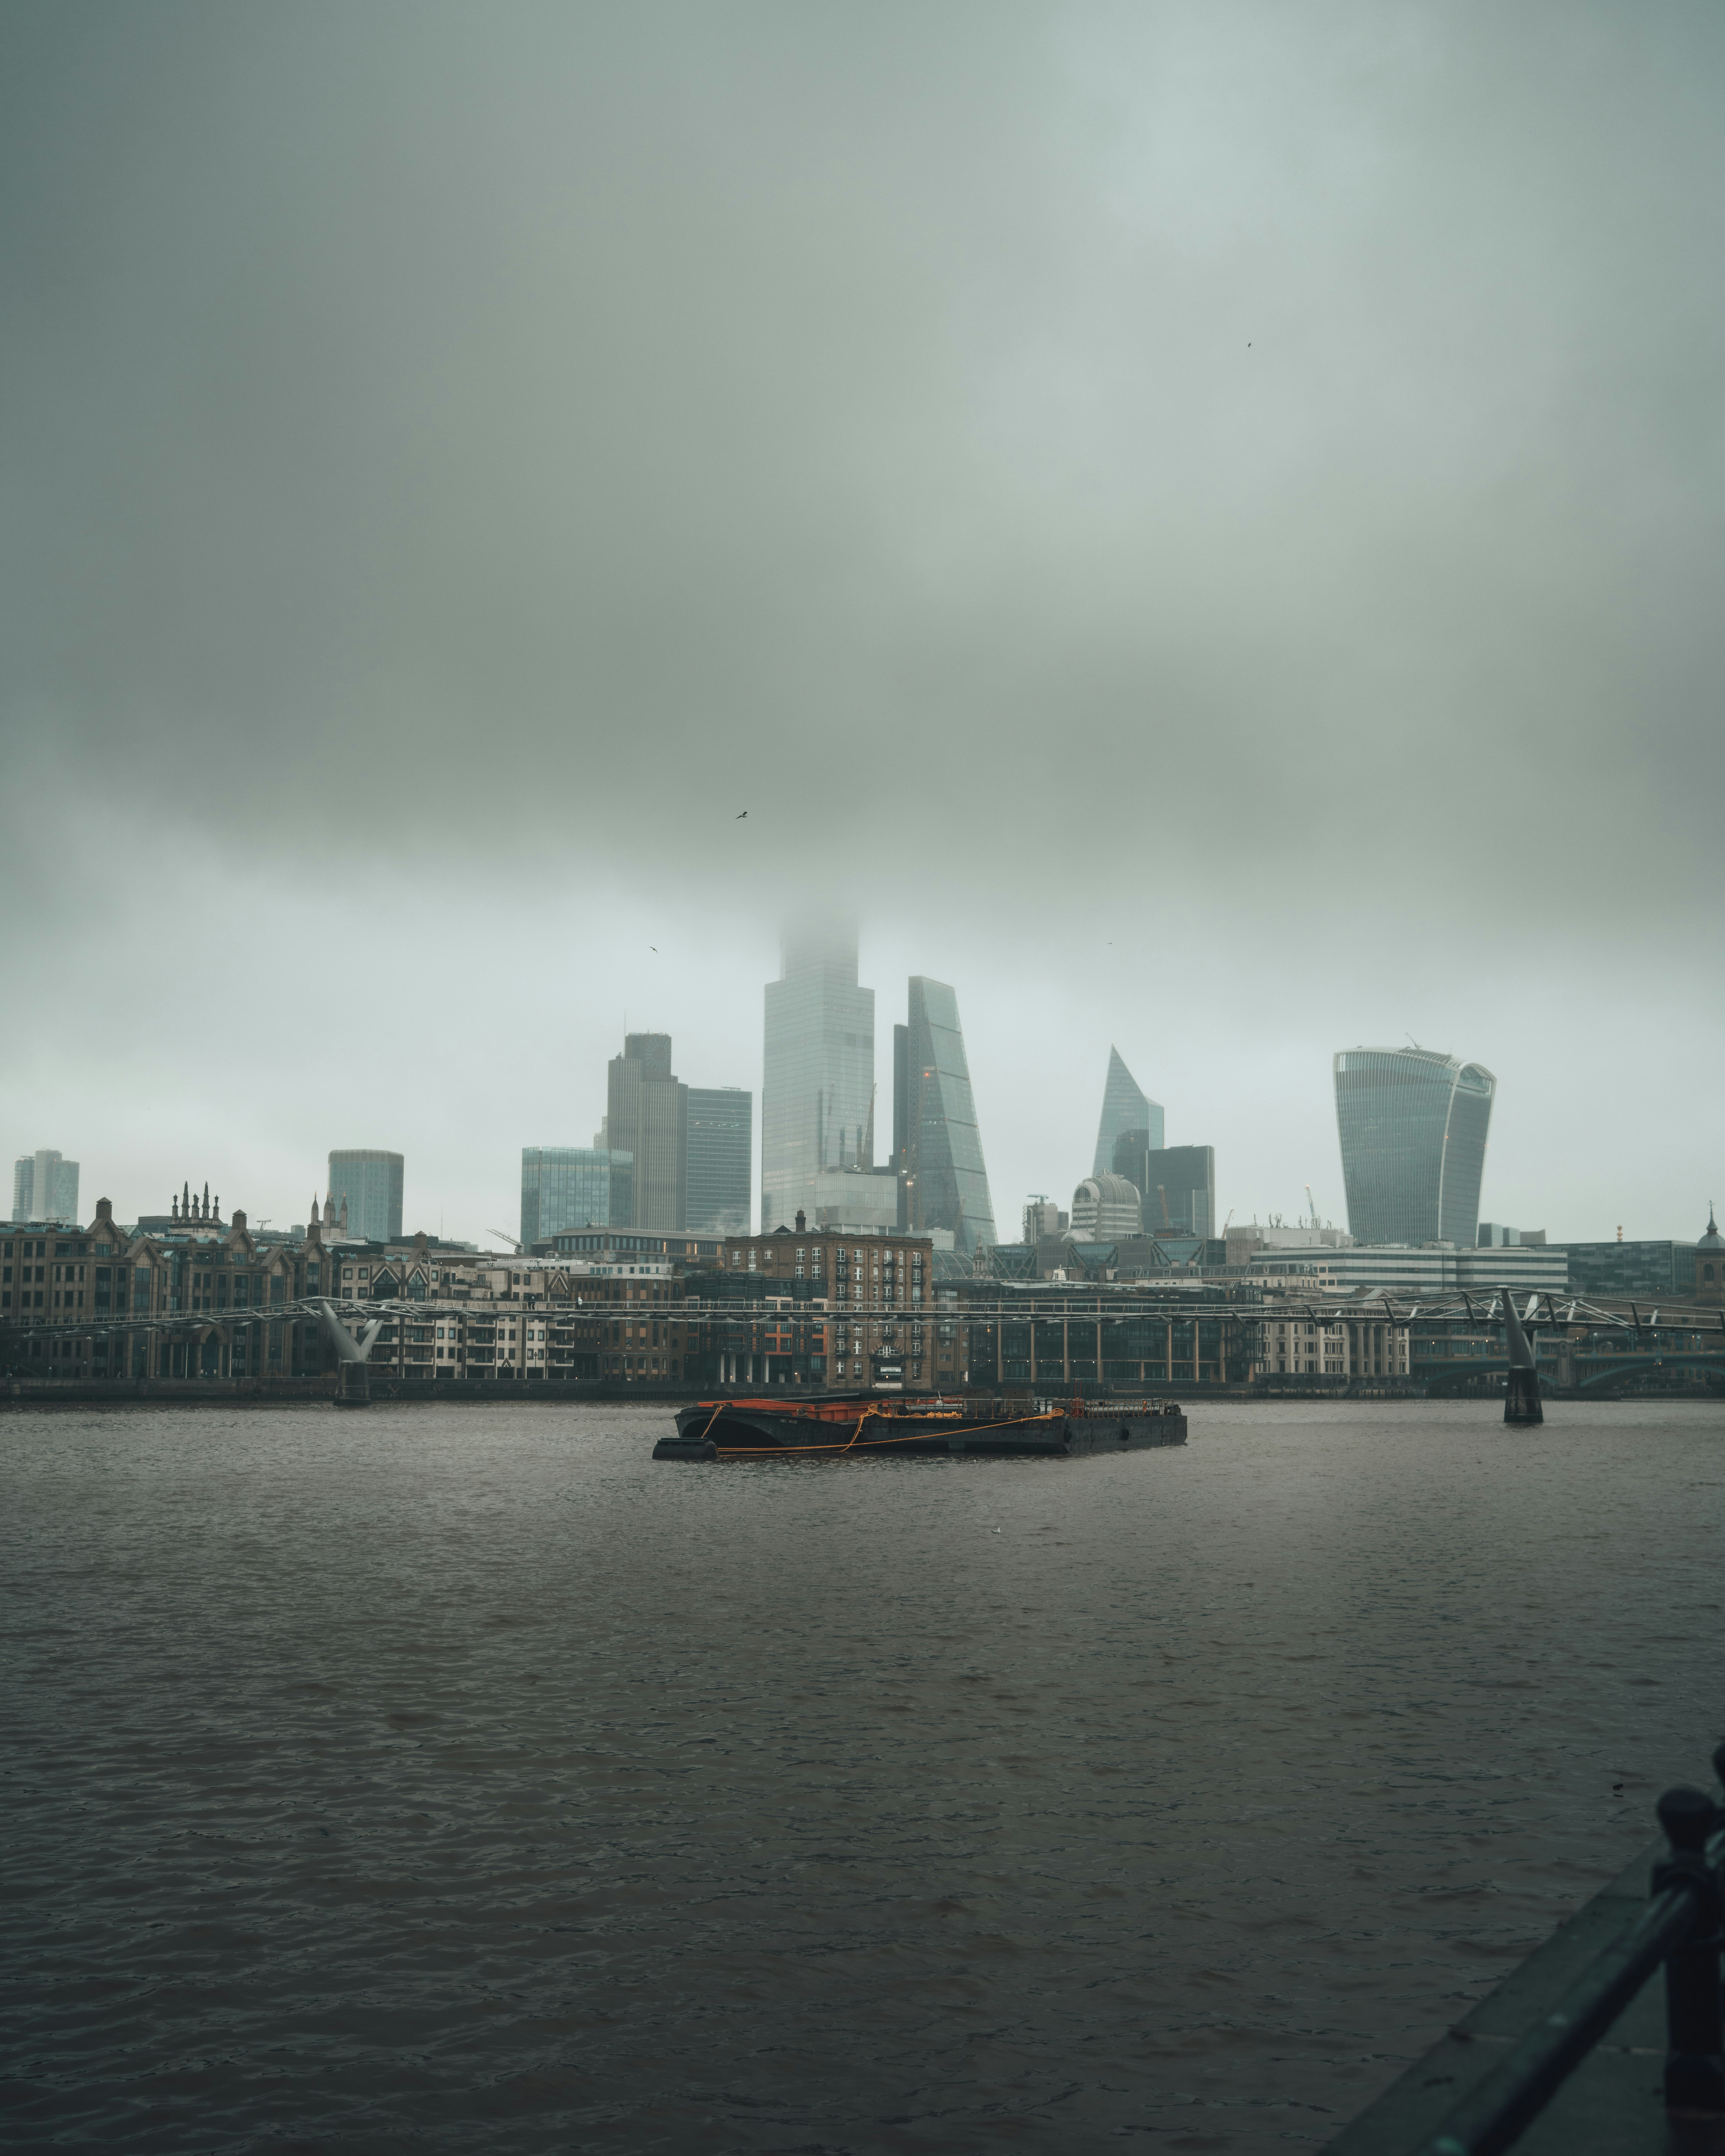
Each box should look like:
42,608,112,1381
687,1088,752,1236
607,1032,688,1232
327,1150,404,1242
1092,1048,1163,1179
1333,1048,1495,1246
520,1147,634,1246
896,975,998,1258
1023,1194,1066,1242
762,921,874,1233
11,1149,79,1224
1115,1137,1216,1238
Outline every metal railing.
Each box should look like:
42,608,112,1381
1415,1746,1725,2154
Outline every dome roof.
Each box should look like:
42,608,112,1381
1700,1204,1724,1251
1074,1173,1139,1207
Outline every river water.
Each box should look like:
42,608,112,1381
3,1398,1721,2151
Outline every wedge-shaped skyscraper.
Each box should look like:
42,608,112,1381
897,976,997,1258
1333,1047,1495,1247
1092,1047,1163,1179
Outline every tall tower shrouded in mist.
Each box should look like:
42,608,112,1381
1092,1048,1162,1179
896,976,997,1258
761,922,875,1234
1333,1047,1495,1246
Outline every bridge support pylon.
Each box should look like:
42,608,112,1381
334,1360,371,1408
1502,1285,1544,1425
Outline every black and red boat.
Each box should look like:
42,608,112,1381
652,1393,1187,1461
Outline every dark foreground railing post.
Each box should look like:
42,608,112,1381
1657,1784,1725,2112
1416,1774,1723,2155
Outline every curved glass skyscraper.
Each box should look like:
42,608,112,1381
1333,1049,1495,1246
901,975,997,1258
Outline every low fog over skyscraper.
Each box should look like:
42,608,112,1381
1092,1049,1163,1179
761,922,874,1233
1333,1048,1495,1246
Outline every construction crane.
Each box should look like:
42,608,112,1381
1305,1184,1320,1230
485,1229,524,1256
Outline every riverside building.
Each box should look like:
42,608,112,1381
713,1216,937,1387
1248,1242,1566,1296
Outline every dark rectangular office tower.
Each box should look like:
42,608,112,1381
687,1087,752,1236
606,1032,688,1233
1115,1140,1216,1239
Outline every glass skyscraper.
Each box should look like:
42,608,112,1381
761,921,874,1233
327,1150,403,1241
12,1149,79,1224
900,975,997,1258
687,1087,752,1236
1092,1048,1163,1178
1333,1048,1495,1246
1113,1138,1214,1237
520,1148,634,1246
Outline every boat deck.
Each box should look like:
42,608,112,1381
654,1395,1188,1461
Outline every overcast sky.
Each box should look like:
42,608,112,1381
3,1,1720,1245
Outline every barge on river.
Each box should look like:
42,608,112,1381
653,1394,1187,1461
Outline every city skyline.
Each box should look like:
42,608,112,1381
2,937,1709,1249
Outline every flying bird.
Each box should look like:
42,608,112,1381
736,810,747,818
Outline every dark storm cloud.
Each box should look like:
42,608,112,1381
4,0,1721,928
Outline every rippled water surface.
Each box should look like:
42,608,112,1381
3,1398,1722,2151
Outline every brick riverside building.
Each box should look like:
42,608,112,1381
4,1204,961,1392
3,1198,332,1380
697,1215,942,1388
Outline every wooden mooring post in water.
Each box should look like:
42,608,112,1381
1326,1742,1725,2154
